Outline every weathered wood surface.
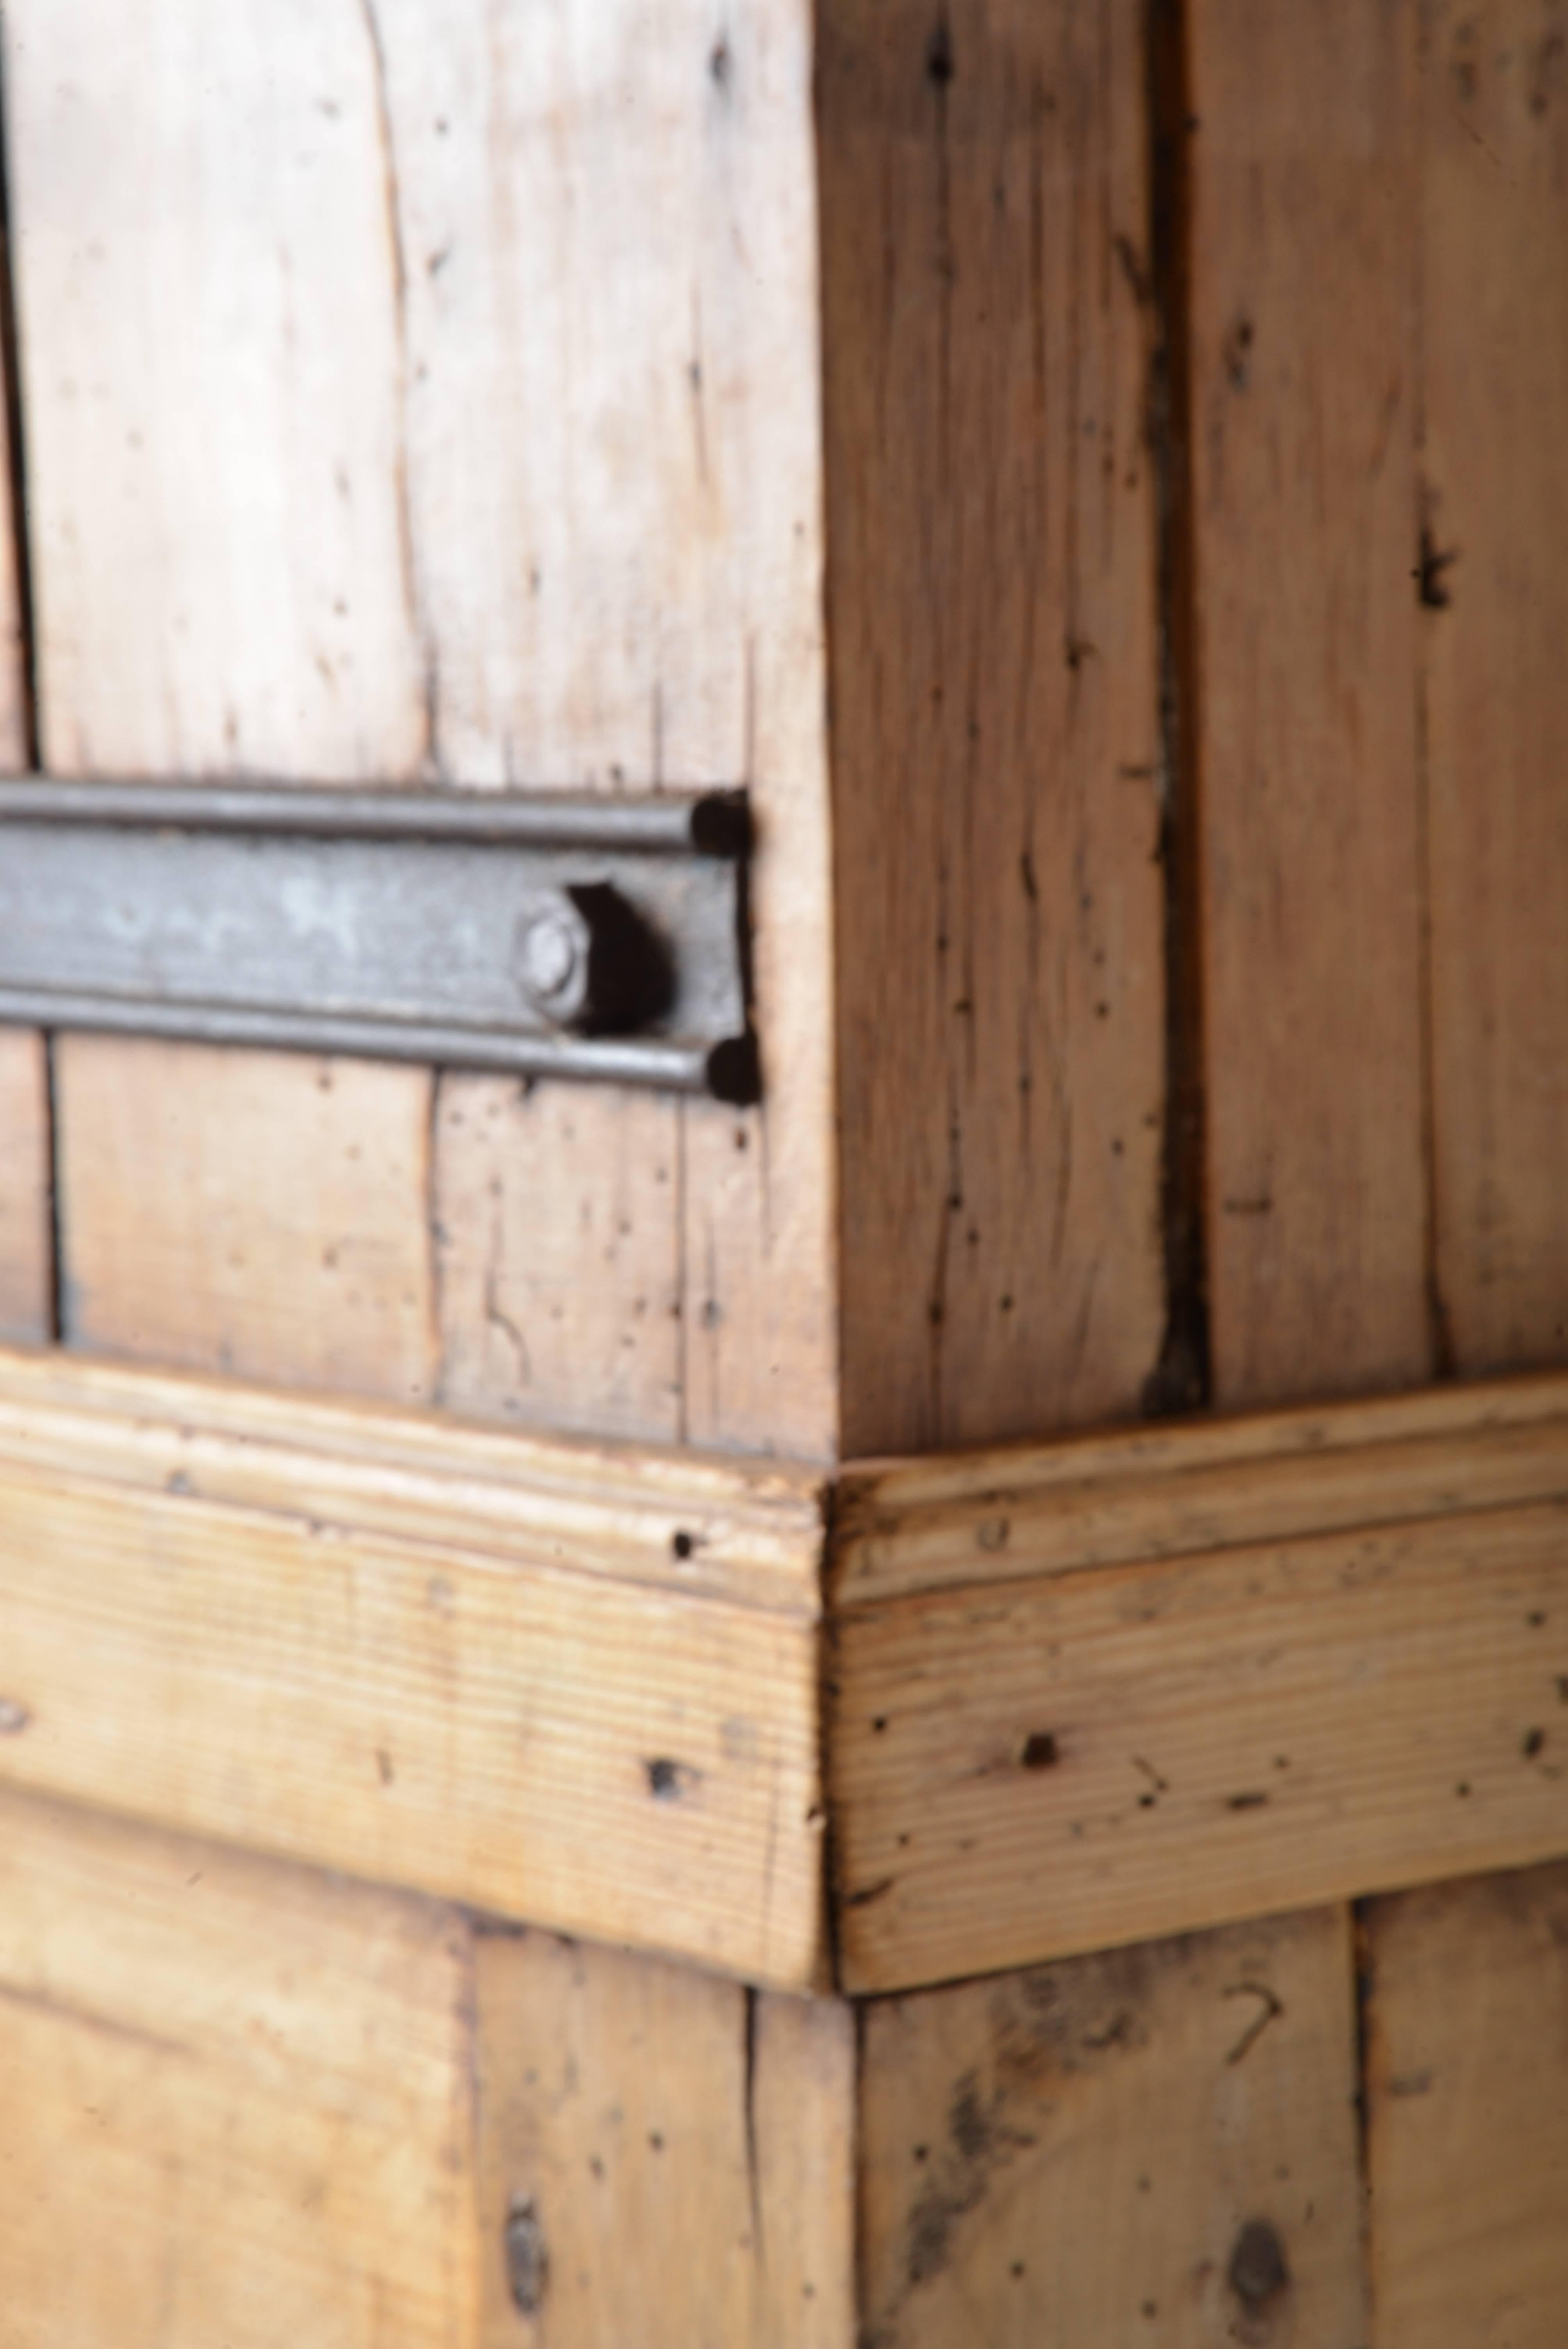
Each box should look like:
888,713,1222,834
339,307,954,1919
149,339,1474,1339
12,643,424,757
55,1037,438,1400
0,1029,50,1343
475,1931,855,2347
858,1905,1365,2348
0,1786,481,2347
836,1366,1568,1602
1364,1859,1568,2349
0,1346,828,1989
1188,0,1430,1410
7,0,835,1457
1422,0,1568,1381
819,0,1165,1455
832,1374,1568,1993
0,1782,858,2349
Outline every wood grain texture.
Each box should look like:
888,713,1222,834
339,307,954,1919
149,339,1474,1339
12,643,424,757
832,1380,1568,1991
0,1344,828,1989
1422,0,1568,1379
1363,1860,1568,2349
9,0,425,775
7,0,440,1398
55,1036,437,1401
434,1078,683,1442
819,0,1165,1454
0,1786,479,2348
836,1366,1568,1603
475,1930,855,2347
1189,0,1430,1407
0,1029,50,1343
858,1905,1365,2349
8,0,835,1453
379,0,836,1454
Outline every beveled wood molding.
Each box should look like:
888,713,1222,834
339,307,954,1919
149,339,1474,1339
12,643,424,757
3,1347,1567,1999
0,1347,830,1993
829,1372,1568,1993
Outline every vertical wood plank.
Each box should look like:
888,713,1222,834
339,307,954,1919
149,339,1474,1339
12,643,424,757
9,0,834,1451
375,0,836,1455
1422,0,1568,1377
55,1037,437,1399
1188,0,1430,1408
0,1028,50,1342
0,1788,480,2349
820,0,1166,1454
1364,1861,1568,2349
858,1906,1367,2349
474,1928,855,2348
434,1078,682,1441
7,0,438,1398
8,0,426,776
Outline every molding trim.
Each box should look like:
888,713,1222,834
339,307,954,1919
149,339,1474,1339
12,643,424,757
830,1374,1568,1991
0,1348,830,1992
3,1349,1567,1996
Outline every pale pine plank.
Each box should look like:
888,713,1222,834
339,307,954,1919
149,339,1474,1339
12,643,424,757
858,1906,1365,2348
373,0,836,1454
1365,1861,1568,2349
835,1367,1568,1603
0,1342,826,1616
0,1347,827,1989
834,1497,1568,1993
474,1930,855,2348
8,0,426,775
818,0,1165,1454
0,1028,50,1342
1423,0,1568,1378
0,1787,479,2349
8,0,440,1399
55,1037,437,1401
1189,0,1430,1406
9,0,835,1452
434,1076,684,1443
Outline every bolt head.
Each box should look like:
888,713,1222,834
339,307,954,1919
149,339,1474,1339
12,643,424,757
515,893,592,1025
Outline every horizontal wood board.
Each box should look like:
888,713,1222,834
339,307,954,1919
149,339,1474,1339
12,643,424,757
833,1371,1568,1991
0,1347,828,1990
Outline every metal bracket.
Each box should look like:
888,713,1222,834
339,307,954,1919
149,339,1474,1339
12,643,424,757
0,780,758,1102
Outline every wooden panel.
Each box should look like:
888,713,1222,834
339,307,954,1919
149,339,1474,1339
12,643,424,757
831,1377,1568,1992
0,1028,50,1342
435,1078,683,1442
0,1786,478,2347
1424,0,1568,1377
55,1037,437,1399
1189,0,1429,1406
0,1345,827,1989
819,0,1165,1454
1364,1861,1568,2349
475,1930,855,2347
837,1365,1568,1603
9,0,835,1454
8,0,437,1395
380,0,836,1455
9,0,424,773
859,1906,1365,2348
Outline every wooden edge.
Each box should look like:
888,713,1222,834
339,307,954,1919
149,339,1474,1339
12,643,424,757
0,1346,830,1993
10,1350,1566,1999
830,1492,1568,1993
0,1345,828,1617
833,1369,1568,1602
